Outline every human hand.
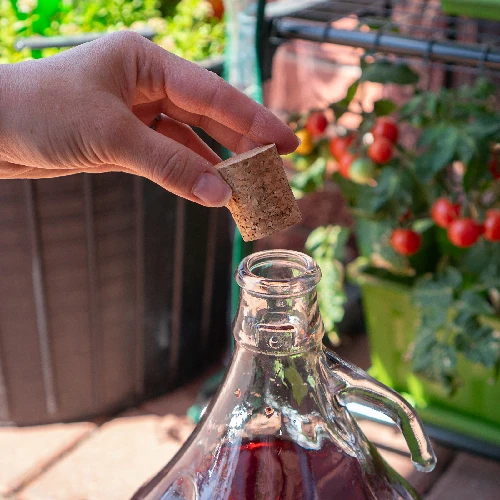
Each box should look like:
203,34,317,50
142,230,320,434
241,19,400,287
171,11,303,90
0,31,298,206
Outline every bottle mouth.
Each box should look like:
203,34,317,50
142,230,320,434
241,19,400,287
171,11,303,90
236,250,321,297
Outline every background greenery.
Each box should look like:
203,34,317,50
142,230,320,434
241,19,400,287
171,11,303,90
0,0,225,63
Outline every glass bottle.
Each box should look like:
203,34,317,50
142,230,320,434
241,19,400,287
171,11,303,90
133,250,436,500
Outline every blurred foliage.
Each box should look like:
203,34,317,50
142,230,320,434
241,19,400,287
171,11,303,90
0,0,224,63
286,57,500,391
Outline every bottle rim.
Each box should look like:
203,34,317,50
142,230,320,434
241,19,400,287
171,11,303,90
236,249,321,297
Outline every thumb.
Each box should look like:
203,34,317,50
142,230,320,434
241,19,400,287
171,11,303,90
114,117,232,207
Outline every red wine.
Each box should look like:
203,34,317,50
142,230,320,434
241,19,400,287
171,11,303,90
195,437,413,500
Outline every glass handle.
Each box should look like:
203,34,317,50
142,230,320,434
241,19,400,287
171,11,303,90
324,349,437,472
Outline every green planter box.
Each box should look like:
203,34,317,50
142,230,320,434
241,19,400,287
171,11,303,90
441,0,500,21
352,268,500,447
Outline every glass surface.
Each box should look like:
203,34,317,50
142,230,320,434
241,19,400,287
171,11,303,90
133,250,436,500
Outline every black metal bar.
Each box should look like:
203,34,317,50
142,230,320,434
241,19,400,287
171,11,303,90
134,177,145,398
24,180,58,415
14,28,156,51
273,18,500,70
83,174,101,411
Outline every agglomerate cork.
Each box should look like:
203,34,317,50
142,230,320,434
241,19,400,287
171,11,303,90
216,144,302,242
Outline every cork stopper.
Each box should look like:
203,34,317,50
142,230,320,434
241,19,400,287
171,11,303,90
216,144,302,242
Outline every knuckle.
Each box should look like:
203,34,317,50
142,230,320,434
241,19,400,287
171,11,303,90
153,149,191,189
107,30,145,48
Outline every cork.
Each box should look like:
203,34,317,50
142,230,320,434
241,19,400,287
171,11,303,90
216,144,302,242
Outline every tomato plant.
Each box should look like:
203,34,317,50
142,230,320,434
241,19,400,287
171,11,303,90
447,218,482,248
372,116,399,143
329,134,355,160
484,210,500,242
338,153,356,179
349,158,376,184
431,198,460,228
489,152,500,179
295,129,315,156
306,112,328,136
390,229,422,256
287,60,500,390
368,137,393,164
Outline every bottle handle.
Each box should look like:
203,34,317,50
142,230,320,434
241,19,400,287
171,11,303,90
324,349,437,472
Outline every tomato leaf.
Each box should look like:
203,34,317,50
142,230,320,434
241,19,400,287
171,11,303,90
373,98,397,116
329,79,359,119
290,157,326,196
414,125,461,180
360,59,419,85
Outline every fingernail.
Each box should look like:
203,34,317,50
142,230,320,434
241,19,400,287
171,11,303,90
295,135,302,146
193,172,232,206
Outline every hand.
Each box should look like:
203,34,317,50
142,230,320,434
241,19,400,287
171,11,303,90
0,31,298,207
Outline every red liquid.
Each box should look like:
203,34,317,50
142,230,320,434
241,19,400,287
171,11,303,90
197,437,412,500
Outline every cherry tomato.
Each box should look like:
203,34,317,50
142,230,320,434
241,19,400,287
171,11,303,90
305,112,328,136
295,129,314,156
489,152,500,179
390,229,422,256
447,218,482,248
431,198,460,228
368,137,393,164
329,133,355,160
484,210,500,242
349,158,376,184
372,116,399,144
338,153,357,179
208,0,224,19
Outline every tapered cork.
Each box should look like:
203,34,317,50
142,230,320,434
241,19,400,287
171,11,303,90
216,144,302,242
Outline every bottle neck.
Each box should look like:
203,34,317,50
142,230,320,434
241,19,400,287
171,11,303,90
233,250,325,355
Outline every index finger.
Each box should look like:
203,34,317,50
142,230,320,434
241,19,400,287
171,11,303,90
135,37,299,154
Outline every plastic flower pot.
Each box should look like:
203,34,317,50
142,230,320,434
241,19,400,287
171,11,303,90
350,263,500,447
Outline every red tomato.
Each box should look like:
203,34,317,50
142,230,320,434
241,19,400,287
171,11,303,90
390,229,422,256
484,210,500,242
372,116,399,144
305,112,328,136
447,218,482,248
338,153,356,179
431,198,460,228
368,137,393,164
329,134,355,160
208,0,224,19
489,152,500,179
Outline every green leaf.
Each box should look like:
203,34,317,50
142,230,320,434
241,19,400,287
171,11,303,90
373,99,397,116
455,324,500,367
400,93,425,120
361,59,419,85
306,226,349,333
456,291,494,317
329,79,359,119
411,218,434,234
290,157,326,195
414,125,461,180
411,327,458,393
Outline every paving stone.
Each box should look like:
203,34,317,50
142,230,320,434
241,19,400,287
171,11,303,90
18,412,194,500
426,452,500,500
0,422,95,497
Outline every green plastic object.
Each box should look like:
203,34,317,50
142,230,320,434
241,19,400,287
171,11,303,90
351,265,500,447
441,0,500,21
